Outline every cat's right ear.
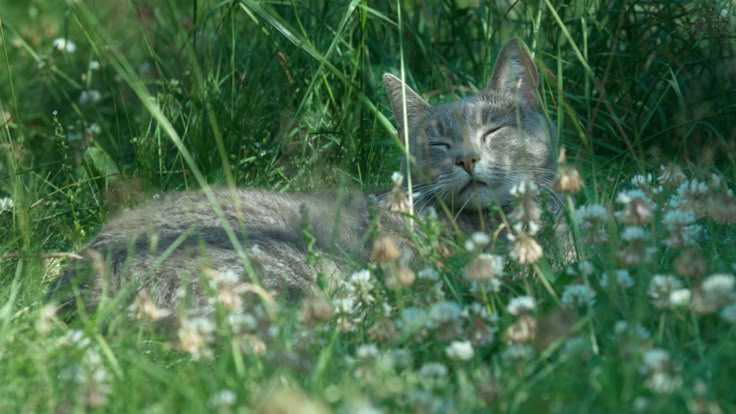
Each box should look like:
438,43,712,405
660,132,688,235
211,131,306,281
383,73,429,132
485,38,541,106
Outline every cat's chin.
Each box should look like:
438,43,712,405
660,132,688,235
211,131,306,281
448,185,505,212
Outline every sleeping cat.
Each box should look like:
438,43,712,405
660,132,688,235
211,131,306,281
52,38,558,310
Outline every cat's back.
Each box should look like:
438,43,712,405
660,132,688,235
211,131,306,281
85,187,385,276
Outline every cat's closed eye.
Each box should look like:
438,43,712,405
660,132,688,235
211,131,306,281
429,142,452,151
481,125,508,144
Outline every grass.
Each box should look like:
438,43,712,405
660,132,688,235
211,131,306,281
1,0,736,412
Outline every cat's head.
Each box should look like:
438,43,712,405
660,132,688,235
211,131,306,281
384,38,557,212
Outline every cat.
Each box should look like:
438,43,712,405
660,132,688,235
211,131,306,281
51,38,559,312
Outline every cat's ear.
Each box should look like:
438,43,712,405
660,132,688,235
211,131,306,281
383,73,429,131
485,39,541,106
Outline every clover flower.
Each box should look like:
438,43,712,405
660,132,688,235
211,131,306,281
601,269,634,289
615,190,656,225
177,316,215,360
668,179,709,217
445,340,475,360
204,268,248,313
618,226,656,266
509,180,542,235
639,348,682,394
720,303,736,324
657,164,686,187
52,37,77,53
0,197,13,214
463,253,504,282
371,235,401,263
648,274,684,309
662,209,701,248
691,273,736,313
561,284,596,307
668,289,692,308
129,290,172,321
508,232,543,265
506,295,536,316
630,173,656,191
384,171,411,213
553,165,584,194
345,269,376,304
575,203,610,244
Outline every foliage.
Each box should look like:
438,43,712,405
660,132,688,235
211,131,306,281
1,0,735,412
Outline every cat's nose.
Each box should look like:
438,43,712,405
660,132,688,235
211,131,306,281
455,155,478,175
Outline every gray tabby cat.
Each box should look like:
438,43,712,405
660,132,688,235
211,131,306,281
53,38,558,310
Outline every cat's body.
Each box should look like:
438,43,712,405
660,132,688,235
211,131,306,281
53,39,559,310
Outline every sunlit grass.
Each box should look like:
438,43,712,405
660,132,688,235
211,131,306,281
1,0,736,412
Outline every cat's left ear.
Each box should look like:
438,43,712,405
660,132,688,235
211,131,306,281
383,73,430,133
485,39,541,106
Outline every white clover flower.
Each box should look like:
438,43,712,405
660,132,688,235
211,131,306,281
618,226,656,266
333,297,357,315
471,232,490,248
668,289,692,308
463,253,504,282
668,179,710,216
575,204,609,244
464,239,476,252
641,348,670,372
621,226,648,242
578,260,595,277
428,301,463,326
662,210,701,248
177,316,215,360
720,303,736,324
663,209,695,228
391,171,404,187
507,232,543,265
88,60,101,71
445,340,475,361
208,389,237,409
601,269,634,289
510,180,539,197
508,180,542,237
700,273,736,308
346,269,375,304
648,274,683,309
418,362,448,379
128,290,172,321
613,320,651,340
52,37,77,53
417,268,440,281
561,284,596,307
615,189,656,225
86,123,102,136
576,203,609,222
79,89,102,105
398,307,428,331
630,173,655,188
646,372,683,394
500,344,535,363
355,343,379,360
657,164,687,187
506,295,536,316
702,273,735,297
0,197,13,214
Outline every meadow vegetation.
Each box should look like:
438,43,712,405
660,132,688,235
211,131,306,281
1,0,736,412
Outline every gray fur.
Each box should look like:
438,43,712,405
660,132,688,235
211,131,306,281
384,39,557,233
54,39,559,310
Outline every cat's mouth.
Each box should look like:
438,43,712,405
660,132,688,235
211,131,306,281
461,179,488,191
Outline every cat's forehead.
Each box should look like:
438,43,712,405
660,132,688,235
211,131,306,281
425,94,517,127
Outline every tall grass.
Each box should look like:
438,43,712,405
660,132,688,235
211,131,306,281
1,0,735,412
